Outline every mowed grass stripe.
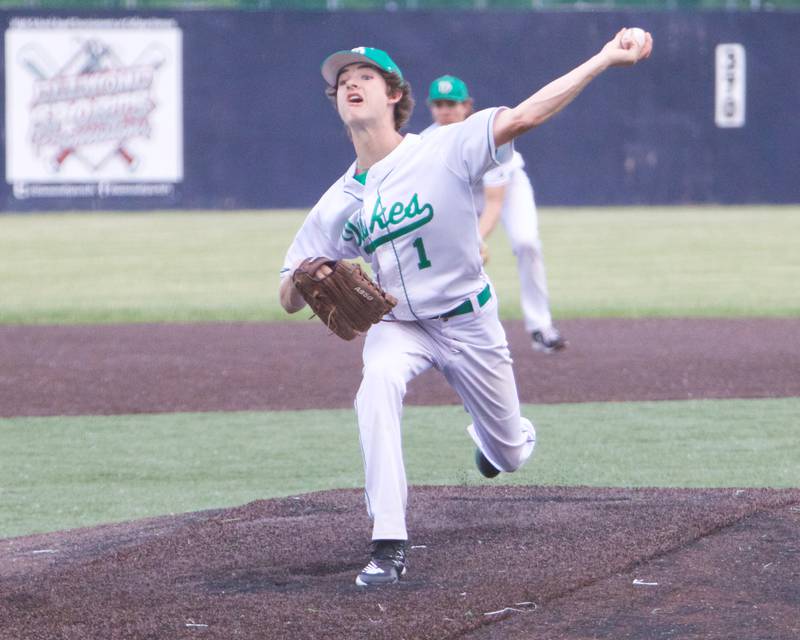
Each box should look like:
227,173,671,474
1,397,797,538
1,206,799,324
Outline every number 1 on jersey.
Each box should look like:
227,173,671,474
412,237,432,270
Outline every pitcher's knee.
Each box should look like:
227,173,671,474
489,419,537,472
493,447,527,473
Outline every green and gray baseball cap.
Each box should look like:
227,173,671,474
428,75,470,103
321,46,403,86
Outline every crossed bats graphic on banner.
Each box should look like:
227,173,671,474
17,39,167,173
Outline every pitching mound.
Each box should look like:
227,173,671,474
2,486,798,639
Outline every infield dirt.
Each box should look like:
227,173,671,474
2,318,799,416
1,319,799,639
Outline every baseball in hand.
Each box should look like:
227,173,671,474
621,27,646,49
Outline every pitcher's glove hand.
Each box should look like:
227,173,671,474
292,257,397,341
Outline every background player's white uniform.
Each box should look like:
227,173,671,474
282,108,536,542
477,151,555,335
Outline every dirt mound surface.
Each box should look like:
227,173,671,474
2,318,799,417
2,486,799,640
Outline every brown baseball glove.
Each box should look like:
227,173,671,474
292,257,398,340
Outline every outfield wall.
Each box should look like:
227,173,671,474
1,9,798,211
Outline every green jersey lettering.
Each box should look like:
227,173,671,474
342,192,435,254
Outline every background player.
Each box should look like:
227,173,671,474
279,31,652,587
423,74,566,353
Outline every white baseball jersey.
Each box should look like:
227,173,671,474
282,108,512,318
420,122,524,192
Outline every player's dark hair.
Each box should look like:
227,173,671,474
326,65,415,132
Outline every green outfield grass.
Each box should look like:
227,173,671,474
1,397,798,539
1,206,798,324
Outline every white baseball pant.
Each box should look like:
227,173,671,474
354,294,536,541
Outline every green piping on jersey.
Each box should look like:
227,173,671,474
342,192,434,255
353,170,368,185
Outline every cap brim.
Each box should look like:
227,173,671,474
427,95,470,104
321,51,373,86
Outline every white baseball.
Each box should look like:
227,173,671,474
622,27,646,49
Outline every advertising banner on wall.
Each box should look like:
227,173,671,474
4,17,182,200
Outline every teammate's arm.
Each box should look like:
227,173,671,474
477,185,505,264
493,29,653,147
479,185,505,240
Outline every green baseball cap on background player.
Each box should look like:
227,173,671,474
428,75,470,103
321,47,404,86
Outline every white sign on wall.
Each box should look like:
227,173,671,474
5,17,183,198
715,43,746,129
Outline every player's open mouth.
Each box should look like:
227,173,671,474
347,93,364,104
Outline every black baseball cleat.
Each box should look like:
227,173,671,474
355,540,408,587
531,327,568,353
475,448,501,478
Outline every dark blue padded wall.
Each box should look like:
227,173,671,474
1,9,798,210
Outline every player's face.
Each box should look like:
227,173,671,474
430,99,471,125
336,63,397,129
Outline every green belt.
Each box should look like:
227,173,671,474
439,284,492,319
